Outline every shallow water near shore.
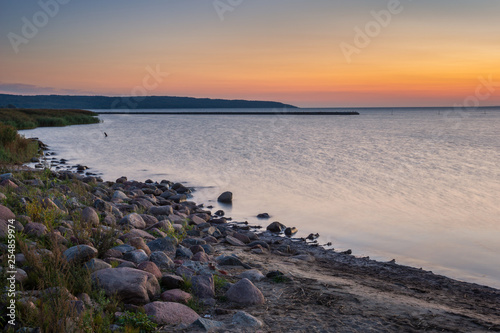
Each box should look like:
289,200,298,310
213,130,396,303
20,107,500,288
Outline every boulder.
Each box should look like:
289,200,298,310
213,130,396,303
119,213,146,229
111,244,136,254
92,267,160,305
120,229,156,241
225,278,265,305
190,318,225,331
23,222,47,237
237,269,265,282
147,237,177,252
84,258,112,272
140,214,158,227
137,261,162,279
0,205,15,221
232,311,263,329
112,190,129,201
148,206,173,216
217,191,233,204
129,237,151,255
160,289,192,303
175,246,193,259
192,252,210,263
191,274,215,299
284,227,298,236
144,301,199,325
81,207,100,226
216,255,251,269
64,245,98,264
226,235,245,246
189,215,206,226
123,249,149,264
266,221,286,233
160,274,184,290
149,251,174,270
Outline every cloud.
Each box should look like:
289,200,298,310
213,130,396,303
0,82,92,95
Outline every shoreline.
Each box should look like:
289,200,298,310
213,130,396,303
1,142,499,332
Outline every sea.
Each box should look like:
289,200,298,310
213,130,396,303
20,107,500,288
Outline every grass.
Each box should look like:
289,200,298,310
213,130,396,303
0,122,39,164
0,108,100,130
0,108,100,164
116,311,157,333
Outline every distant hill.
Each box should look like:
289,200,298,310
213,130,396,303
0,94,297,109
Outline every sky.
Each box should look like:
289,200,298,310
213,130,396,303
1,0,500,108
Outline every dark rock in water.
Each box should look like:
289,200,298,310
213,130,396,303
342,249,352,255
217,191,233,204
145,179,154,184
284,227,298,236
266,221,286,233
257,213,270,219
214,210,225,216
76,165,88,171
306,233,319,240
210,218,227,224
169,194,187,203
116,176,127,184
30,157,39,162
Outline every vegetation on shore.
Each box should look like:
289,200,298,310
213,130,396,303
0,108,100,165
0,108,100,130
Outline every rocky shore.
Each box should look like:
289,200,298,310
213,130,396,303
1,151,500,332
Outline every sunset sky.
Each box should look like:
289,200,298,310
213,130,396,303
1,0,499,107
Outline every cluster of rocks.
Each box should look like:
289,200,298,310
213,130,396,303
0,170,309,331
30,150,97,176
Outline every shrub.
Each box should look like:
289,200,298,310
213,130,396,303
117,311,157,333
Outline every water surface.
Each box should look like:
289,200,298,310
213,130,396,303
21,107,500,288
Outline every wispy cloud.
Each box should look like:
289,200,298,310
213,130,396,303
0,82,94,95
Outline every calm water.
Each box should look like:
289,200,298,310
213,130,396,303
21,108,500,288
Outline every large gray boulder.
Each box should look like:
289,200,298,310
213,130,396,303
191,274,215,299
64,245,98,264
144,301,199,325
150,251,174,270
119,213,146,229
81,207,99,226
225,278,265,306
147,236,177,252
148,206,173,216
92,267,160,305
